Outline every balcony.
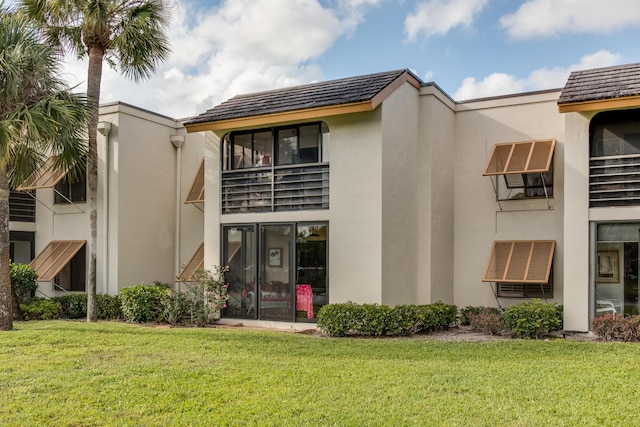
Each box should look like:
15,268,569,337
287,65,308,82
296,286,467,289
222,164,329,214
590,154,640,207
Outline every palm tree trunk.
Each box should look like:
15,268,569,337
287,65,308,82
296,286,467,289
0,166,14,330
86,46,104,322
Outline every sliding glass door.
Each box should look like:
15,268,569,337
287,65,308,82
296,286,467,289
260,225,294,321
222,222,328,322
595,223,640,317
222,225,257,318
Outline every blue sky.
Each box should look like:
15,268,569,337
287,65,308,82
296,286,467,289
51,0,640,118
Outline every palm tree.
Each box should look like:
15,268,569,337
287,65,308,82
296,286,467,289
20,0,171,321
0,5,88,331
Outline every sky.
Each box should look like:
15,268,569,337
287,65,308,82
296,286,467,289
31,0,640,119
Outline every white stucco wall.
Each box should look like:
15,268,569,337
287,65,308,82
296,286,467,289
32,103,204,296
561,111,592,331
323,110,385,304
417,86,456,304
380,83,421,305
453,91,565,310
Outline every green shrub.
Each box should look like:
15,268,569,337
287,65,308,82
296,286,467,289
163,291,189,326
317,302,458,337
503,299,563,339
424,301,458,331
317,302,363,337
51,294,87,319
20,299,62,320
390,305,423,335
97,294,122,320
468,307,504,335
119,285,169,323
592,314,640,341
358,304,394,336
50,294,121,320
10,263,38,304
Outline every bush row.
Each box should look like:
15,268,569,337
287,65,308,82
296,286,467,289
317,300,563,339
592,314,640,341
21,294,122,321
463,300,563,339
317,302,458,337
19,282,220,326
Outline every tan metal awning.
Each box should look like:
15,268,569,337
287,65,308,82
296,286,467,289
483,139,555,176
184,160,204,204
176,243,204,282
482,240,555,284
29,240,86,282
16,156,67,191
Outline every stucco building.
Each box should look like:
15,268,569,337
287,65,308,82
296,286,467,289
11,62,640,332
10,102,204,297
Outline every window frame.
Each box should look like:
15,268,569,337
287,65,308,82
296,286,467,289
483,139,555,201
54,174,86,204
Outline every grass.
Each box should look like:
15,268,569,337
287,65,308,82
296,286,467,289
1,321,639,426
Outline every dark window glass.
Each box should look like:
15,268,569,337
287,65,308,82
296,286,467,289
277,127,298,165
55,176,86,204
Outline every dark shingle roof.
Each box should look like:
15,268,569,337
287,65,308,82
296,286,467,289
558,63,640,105
185,69,419,126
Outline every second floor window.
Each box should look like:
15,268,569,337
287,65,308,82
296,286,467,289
55,176,86,204
221,122,330,214
223,122,329,171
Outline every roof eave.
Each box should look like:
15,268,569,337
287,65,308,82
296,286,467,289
558,95,640,113
186,70,422,133
186,100,373,133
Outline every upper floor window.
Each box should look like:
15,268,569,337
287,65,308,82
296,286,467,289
483,139,555,202
223,122,329,171
221,122,330,214
590,109,640,207
55,176,86,204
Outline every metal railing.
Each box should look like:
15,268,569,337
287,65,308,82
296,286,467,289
590,154,640,207
9,191,36,222
222,164,329,213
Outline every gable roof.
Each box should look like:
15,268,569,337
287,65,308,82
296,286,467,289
558,63,640,112
185,69,422,132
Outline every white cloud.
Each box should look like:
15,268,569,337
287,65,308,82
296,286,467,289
501,0,640,39
453,50,622,100
404,0,489,41
60,0,373,118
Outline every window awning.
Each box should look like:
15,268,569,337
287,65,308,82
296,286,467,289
176,243,204,281
16,156,67,191
184,160,204,204
482,240,555,284
29,240,86,282
483,139,555,176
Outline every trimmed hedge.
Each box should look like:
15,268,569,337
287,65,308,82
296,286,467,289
51,294,87,319
48,293,122,320
21,294,123,321
317,302,457,337
503,299,563,339
120,285,169,323
20,299,63,320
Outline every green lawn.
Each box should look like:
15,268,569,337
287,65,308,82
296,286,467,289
1,321,639,426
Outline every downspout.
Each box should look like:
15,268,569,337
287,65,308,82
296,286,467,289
171,135,185,291
97,122,112,295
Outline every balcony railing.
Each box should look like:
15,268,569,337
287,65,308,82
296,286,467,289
590,154,640,207
222,164,329,213
9,191,35,222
